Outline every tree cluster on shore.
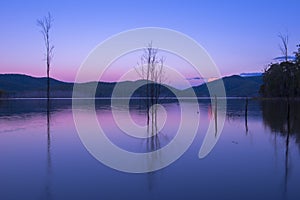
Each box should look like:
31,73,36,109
260,43,300,98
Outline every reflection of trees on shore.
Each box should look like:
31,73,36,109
261,99,300,196
261,100,300,141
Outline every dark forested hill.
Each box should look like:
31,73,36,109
182,75,263,97
0,74,263,98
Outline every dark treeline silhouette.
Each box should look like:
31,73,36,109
260,43,300,98
295,44,300,64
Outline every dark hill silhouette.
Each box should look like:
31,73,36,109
0,74,73,97
183,75,262,97
0,73,262,98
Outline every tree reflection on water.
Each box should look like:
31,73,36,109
261,99,300,197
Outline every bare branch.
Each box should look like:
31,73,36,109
278,32,289,62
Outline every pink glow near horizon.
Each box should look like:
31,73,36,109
1,1,300,86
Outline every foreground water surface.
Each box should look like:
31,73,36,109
0,99,300,200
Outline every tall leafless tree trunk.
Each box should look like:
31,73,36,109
279,32,289,62
38,15,53,194
37,12,54,100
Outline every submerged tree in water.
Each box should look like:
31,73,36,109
135,42,166,127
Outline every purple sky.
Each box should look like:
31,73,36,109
1,0,300,87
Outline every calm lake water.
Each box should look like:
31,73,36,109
0,99,300,200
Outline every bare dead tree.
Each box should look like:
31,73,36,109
37,14,54,189
135,42,166,127
37,12,54,100
278,32,289,62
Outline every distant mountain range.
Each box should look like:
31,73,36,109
0,73,263,98
183,75,263,97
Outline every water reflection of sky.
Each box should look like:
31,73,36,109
0,99,300,200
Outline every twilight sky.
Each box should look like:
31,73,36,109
1,0,300,86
